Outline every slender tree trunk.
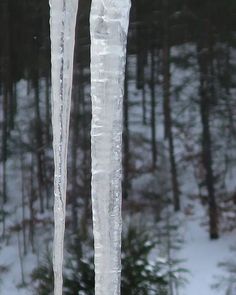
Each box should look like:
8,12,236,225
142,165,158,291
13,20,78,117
163,0,180,211
0,0,11,238
150,40,157,169
29,153,35,253
71,74,80,234
2,88,8,206
136,3,148,90
17,230,25,286
199,75,218,239
9,82,16,131
45,76,51,145
80,68,90,239
136,24,145,90
197,18,219,239
142,84,147,125
123,59,130,199
34,78,45,213
1,0,11,206
20,152,27,255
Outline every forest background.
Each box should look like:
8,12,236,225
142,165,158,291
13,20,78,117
1,0,236,294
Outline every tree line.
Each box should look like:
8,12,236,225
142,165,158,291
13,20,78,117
0,0,236,261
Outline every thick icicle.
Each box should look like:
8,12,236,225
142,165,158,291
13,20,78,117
49,0,78,294
90,1,131,294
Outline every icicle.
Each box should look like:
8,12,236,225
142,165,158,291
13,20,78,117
49,0,78,294
90,1,131,294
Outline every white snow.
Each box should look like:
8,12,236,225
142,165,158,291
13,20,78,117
179,200,236,295
178,168,236,295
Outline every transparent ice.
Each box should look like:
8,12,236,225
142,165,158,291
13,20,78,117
90,1,131,294
49,0,78,294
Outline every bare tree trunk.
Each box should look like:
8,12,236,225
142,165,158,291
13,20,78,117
2,88,8,206
45,76,51,145
0,0,11,238
28,153,35,253
70,74,80,234
150,40,157,169
20,151,27,255
34,78,45,213
197,17,219,239
17,230,25,286
80,68,90,239
199,74,218,239
142,84,147,125
123,58,130,199
136,24,145,90
163,0,180,211
1,0,11,206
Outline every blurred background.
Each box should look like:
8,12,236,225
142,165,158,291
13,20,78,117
1,0,236,294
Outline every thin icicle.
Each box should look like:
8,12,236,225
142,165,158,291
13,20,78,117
90,1,131,294
49,0,78,294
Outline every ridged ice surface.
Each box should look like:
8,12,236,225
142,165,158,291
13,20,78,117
90,1,131,294
49,0,78,294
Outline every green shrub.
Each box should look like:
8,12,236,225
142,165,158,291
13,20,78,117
32,224,187,294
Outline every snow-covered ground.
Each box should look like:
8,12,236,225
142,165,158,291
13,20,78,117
180,200,236,295
0,244,34,295
1,196,235,295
